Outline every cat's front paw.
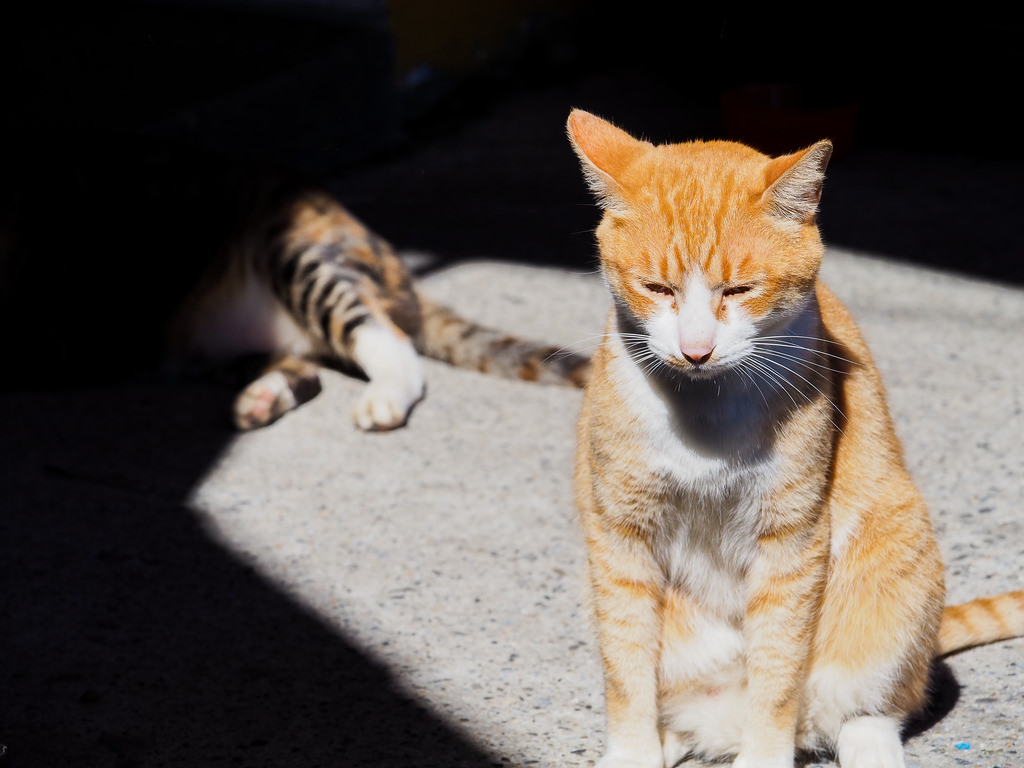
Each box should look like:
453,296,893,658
836,716,906,768
234,371,299,430
353,381,423,431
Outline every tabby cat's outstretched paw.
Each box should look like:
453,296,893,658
234,372,300,429
233,358,323,430
352,381,423,431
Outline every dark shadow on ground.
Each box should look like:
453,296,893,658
0,6,498,764
903,659,962,740
0,379,497,767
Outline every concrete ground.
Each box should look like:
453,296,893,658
3,78,1024,768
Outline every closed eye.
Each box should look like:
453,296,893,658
723,285,752,297
642,282,674,297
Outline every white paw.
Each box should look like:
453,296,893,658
836,717,905,768
352,381,422,431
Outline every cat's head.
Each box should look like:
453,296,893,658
567,109,832,380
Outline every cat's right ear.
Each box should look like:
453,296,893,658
761,140,833,225
566,109,647,213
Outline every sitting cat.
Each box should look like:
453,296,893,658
566,108,1024,768
168,178,590,430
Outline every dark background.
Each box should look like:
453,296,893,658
0,4,1019,766
2,1,1023,386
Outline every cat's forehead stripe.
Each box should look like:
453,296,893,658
642,159,749,283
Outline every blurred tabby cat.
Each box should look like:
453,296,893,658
2,133,588,422
567,109,1024,768
169,177,590,431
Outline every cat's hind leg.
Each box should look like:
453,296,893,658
234,354,323,430
835,716,905,768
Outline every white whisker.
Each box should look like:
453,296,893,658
741,355,803,412
752,344,842,378
750,350,847,435
733,358,771,410
614,333,666,377
755,335,860,367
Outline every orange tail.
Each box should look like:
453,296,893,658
938,590,1024,655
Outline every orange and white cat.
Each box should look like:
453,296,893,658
567,108,1024,768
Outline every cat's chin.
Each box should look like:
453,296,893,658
661,356,729,381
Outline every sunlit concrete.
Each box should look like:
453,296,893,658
187,252,1024,768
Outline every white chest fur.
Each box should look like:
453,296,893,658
604,330,784,754
607,326,781,499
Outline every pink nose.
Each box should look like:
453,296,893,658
681,346,715,365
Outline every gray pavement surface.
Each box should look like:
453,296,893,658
3,247,1024,768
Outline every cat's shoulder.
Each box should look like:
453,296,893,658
814,278,891,388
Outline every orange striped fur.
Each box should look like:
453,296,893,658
168,179,590,430
567,109,1023,768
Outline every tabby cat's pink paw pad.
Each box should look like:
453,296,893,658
233,372,297,430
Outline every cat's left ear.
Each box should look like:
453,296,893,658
567,109,649,213
761,140,833,224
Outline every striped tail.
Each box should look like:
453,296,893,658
938,590,1024,655
414,296,591,388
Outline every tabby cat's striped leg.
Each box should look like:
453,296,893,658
234,354,323,430
348,318,425,431
269,237,424,430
